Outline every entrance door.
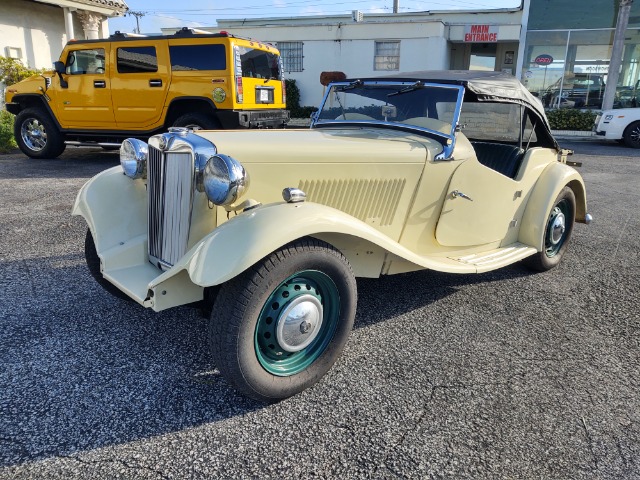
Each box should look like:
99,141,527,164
469,43,497,71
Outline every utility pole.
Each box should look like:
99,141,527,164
602,0,633,110
128,11,146,34
393,0,399,13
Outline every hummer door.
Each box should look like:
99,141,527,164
55,46,116,128
111,43,170,129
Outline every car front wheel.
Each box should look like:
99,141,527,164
623,121,640,148
209,238,357,402
523,186,576,272
14,108,66,159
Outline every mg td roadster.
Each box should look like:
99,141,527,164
74,71,592,401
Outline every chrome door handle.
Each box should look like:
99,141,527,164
94,80,106,88
149,79,162,87
451,190,473,201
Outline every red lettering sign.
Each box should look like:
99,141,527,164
463,25,499,43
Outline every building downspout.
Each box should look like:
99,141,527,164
515,0,531,81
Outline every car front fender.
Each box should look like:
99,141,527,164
168,201,476,289
518,162,589,251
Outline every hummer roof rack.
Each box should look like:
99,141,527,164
110,31,148,39
173,27,231,37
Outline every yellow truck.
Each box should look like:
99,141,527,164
5,28,289,159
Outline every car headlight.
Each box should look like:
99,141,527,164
120,138,148,179
202,154,249,205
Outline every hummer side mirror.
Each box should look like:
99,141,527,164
53,61,68,88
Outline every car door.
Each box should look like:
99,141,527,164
110,41,170,129
435,160,520,247
435,102,527,247
55,45,116,129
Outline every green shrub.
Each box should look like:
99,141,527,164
0,56,42,85
546,108,598,131
285,78,317,118
0,110,17,153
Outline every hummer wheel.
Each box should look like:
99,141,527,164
14,108,66,159
209,238,357,402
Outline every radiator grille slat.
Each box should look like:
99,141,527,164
148,146,193,268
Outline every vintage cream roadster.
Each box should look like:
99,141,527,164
74,71,591,401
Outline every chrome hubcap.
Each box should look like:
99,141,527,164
276,294,323,352
21,118,47,151
549,208,566,245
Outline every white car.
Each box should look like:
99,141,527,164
594,108,640,148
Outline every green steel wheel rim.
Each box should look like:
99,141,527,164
254,270,341,376
544,198,571,258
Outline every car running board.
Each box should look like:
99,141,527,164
448,243,537,273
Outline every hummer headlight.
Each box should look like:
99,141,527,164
202,154,249,205
120,138,148,179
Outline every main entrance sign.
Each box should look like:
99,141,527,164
464,25,498,42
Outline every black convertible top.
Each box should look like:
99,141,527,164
350,70,550,130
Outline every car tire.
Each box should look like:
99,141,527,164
523,186,576,272
14,108,66,159
622,121,640,148
209,238,357,402
84,229,132,302
172,113,221,131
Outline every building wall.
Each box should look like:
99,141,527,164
0,0,80,69
215,10,522,108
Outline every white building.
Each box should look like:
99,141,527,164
1,0,128,70
207,8,524,107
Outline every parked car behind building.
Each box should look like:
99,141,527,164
74,71,591,401
4,28,289,159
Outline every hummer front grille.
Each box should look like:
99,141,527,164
147,145,194,269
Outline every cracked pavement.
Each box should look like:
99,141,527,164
0,140,638,479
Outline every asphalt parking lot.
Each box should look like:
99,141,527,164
0,139,638,479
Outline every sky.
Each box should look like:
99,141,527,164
108,0,522,34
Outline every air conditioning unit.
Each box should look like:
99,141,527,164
352,10,363,22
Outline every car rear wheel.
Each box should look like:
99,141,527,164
523,187,576,272
209,238,357,402
14,108,66,159
623,121,640,148
172,113,221,131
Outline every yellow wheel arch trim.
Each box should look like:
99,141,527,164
518,162,588,252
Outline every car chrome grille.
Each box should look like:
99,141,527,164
148,145,193,268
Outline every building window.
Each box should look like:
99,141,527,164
277,41,304,72
5,47,22,60
374,41,400,71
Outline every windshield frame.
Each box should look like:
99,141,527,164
311,80,465,160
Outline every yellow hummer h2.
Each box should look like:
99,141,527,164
5,28,289,159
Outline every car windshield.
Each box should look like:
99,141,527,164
314,82,462,136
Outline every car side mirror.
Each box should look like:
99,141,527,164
53,61,68,89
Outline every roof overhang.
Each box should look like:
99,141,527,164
33,0,127,17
